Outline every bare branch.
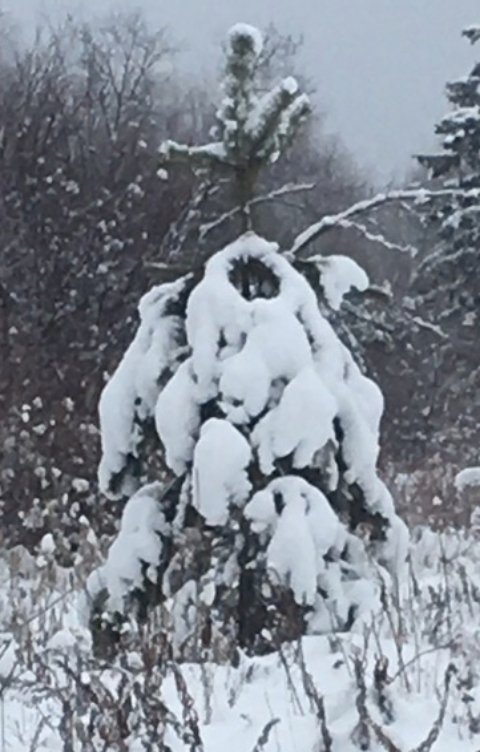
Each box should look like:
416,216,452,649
410,664,456,752
251,719,280,752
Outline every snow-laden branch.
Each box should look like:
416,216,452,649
159,139,232,169
199,182,315,240
347,290,447,338
455,467,480,492
336,218,418,256
247,76,300,144
408,315,447,339
290,188,467,256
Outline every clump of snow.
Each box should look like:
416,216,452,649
71,477,90,494
252,365,337,473
246,76,302,144
463,24,480,44
102,483,169,612
98,277,187,498
313,254,369,310
39,533,56,555
155,360,201,474
386,513,410,572
46,628,77,652
227,23,263,57
219,301,312,424
455,466,480,492
245,476,346,606
193,418,251,526
282,76,299,96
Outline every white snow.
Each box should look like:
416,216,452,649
313,254,370,310
227,23,263,57
192,418,252,526
246,76,301,143
46,627,77,652
155,360,201,475
455,466,480,492
40,533,55,555
186,254,251,401
245,477,346,606
282,76,299,96
252,365,337,473
102,482,168,611
243,472,404,626
71,477,90,494
219,300,312,424
98,277,187,497
440,106,480,134
4,544,480,752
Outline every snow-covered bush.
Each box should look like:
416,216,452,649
89,24,408,660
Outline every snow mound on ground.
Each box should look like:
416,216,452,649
5,528,480,751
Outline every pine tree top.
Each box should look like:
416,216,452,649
418,24,480,177
159,24,310,227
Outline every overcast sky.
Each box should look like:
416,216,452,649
3,0,480,185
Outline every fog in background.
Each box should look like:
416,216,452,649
2,0,479,183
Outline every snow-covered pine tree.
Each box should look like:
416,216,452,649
416,24,480,329
414,23,480,467
88,24,408,660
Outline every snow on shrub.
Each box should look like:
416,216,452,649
91,232,408,658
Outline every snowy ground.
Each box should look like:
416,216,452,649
1,527,480,751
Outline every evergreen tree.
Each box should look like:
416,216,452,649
88,24,407,660
414,23,480,468
417,23,480,332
